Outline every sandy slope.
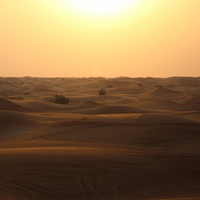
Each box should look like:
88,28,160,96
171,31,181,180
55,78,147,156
0,96,31,112
0,77,200,200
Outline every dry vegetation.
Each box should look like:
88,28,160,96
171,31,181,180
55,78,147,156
0,77,200,200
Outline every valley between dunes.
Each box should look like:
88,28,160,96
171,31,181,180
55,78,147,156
0,77,200,200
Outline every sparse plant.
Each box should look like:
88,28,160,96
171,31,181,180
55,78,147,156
98,88,106,96
137,83,143,89
107,84,113,88
24,92,31,95
55,94,69,104
154,85,164,88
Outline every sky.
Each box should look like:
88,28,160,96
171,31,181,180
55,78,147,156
0,0,200,77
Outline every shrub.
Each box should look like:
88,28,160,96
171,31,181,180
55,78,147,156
107,84,113,88
55,94,69,104
24,92,31,95
154,85,164,88
98,88,106,96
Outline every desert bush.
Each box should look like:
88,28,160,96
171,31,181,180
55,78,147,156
24,92,31,95
55,94,69,104
98,88,106,96
154,85,164,88
107,84,113,88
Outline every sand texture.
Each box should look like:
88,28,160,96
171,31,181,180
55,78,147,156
0,77,200,200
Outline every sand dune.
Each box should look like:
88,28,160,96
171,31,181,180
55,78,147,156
17,99,68,110
181,94,200,104
71,105,149,114
0,77,200,200
35,120,200,144
0,96,30,112
0,111,44,142
103,97,139,106
140,87,183,101
135,113,200,124
66,101,102,110
69,95,123,103
0,88,23,96
17,100,103,111
0,111,45,131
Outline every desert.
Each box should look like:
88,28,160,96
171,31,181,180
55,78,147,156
1,0,200,199
0,76,200,200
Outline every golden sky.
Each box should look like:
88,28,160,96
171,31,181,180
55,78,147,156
0,0,200,77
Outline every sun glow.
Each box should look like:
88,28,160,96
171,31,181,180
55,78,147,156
63,0,140,17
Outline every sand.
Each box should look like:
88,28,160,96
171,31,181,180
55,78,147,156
0,76,200,200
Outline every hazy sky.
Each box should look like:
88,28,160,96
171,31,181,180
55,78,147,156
0,0,200,77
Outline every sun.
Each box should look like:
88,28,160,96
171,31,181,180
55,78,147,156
62,0,140,17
